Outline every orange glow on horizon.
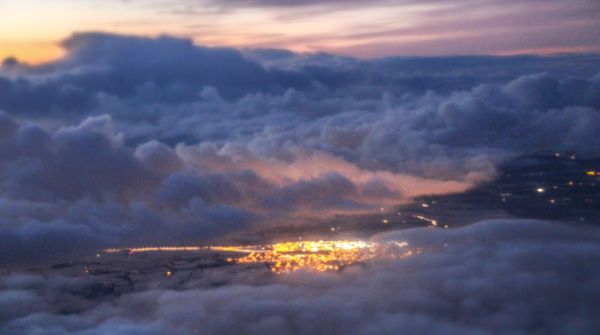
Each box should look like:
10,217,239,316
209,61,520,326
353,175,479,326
4,34,599,68
0,0,598,63
0,42,66,65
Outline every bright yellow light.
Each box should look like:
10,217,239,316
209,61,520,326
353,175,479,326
104,239,418,274
413,215,438,227
235,240,416,274
586,171,596,176
105,246,204,253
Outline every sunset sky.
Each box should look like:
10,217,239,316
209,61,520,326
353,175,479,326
2,0,599,63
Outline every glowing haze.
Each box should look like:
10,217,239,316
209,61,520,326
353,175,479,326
1,0,599,63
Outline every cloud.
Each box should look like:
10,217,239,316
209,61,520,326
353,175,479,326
0,111,474,265
1,33,600,265
0,33,303,115
0,114,257,265
3,33,599,115
185,0,600,57
1,219,599,334
210,0,387,8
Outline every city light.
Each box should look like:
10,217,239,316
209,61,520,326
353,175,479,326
235,240,415,274
104,240,417,274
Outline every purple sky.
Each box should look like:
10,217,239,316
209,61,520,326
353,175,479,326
1,0,599,63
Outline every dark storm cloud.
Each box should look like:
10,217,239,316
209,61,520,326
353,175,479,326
1,220,600,334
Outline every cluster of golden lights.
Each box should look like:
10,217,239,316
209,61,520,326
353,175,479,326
105,240,417,274
235,240,416,273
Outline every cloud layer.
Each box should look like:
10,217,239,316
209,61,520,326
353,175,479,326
1,33,600,265
0,110,471,265
2,220,600,334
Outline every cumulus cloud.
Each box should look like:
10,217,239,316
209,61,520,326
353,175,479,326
0,113,254,265
0,111,472,266
1,33,600,265
1,220,599,334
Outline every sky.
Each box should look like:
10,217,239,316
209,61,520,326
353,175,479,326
1,0,600,63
